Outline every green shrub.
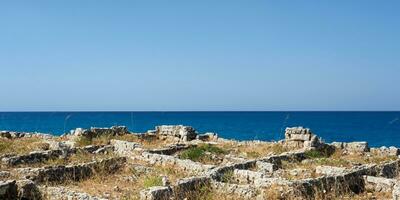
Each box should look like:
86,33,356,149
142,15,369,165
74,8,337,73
179,144,226,162
198,144,226,154
304,149,328,159
143,176,163,188
179,147,205,161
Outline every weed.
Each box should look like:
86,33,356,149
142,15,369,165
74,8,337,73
304,149,327,159
0,137,45,155
178,144,226,163
179,147,205,161
143,175,163,188
246,151,261,158
198,144,226,154
220,170,234,183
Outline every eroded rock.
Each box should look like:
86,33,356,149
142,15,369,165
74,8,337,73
284,127,322,149
17,179,41,200
315,166,346,175
111,139,141,156
43,186,106,200
364,175,397,192
155,125,197,142
140,186,173,200
0,180,17,199
331,141,369,154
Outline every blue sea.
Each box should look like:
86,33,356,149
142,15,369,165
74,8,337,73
0,112,399,147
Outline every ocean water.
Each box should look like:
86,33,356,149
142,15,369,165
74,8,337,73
0,112,399,147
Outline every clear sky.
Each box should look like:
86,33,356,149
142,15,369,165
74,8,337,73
0,1,399,111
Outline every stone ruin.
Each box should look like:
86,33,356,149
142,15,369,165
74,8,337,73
147,125,217,143
69,126,130,139
283,127,323,149
153,125,197,142
1,125,400,199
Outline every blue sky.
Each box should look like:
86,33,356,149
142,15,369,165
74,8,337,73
0,1,399,111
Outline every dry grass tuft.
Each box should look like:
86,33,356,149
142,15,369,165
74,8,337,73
219,142,293,159
64,162,190,199
0,137,47,155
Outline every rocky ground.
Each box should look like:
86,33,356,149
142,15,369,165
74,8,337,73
1,125,400,200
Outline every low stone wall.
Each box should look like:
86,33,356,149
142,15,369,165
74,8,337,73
42,186,106,200
1,145,113,166
69,126,130,139
208,151,306,182
151,146,400,200
259,151,307,168
289,170,365,199
111,139,141,156
355,160,400,178
196,132,218,141
315,166,346,176
140,176,211,200
364,176,397,192
146,144,193,155
211,182,258,199
233,169,266,185
140,186,173,200
331,141,369,154
0,131,53,139
19,157,127,184
256,161,277,174
140,152,214,173
2,150,63,166
208,161,256,182
276,160,400,199
208,153,400,199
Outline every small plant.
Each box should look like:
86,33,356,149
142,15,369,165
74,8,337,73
246,151,261,158
0,137,44,155
220,170,234,183
179,147,205,161
304,149,326,159
178,144,226,162
198,144,226,154
143,175,163,188
184,183,214,200
75,136,93,147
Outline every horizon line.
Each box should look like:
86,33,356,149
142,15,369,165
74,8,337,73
0,110,399,112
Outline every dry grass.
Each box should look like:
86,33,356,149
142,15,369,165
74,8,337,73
330,149,398,165
75,133,172,149
261,184,291,200
0,137,48,155
218,142,293,159
282,149,398,172
13,151,116,169
65,163,191,199
279,167,319,180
